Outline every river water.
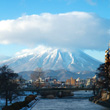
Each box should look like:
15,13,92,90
32,91,109,110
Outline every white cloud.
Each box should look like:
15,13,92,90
15,45,52,58
0,12,109,50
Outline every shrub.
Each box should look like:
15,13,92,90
25,95,36,102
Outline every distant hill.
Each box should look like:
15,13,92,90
18,69,96,81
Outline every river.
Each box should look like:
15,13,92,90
32,90,109,110
0,91,109,110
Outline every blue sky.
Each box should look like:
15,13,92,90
0,0,110,19
0,0,110,62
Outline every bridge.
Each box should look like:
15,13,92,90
19,87,94,92
19,87,95,98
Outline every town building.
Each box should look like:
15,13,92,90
86,78,92,87
66,77,76,86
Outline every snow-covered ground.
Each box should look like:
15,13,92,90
0,91,37,110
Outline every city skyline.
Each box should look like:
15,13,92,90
0,0,110,62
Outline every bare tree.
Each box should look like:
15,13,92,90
31,68,44,88
0,65,19,106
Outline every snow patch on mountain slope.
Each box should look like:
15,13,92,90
0,46,101,73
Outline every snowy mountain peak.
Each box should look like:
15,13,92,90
0,46,101,73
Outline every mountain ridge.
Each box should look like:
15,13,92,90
18,69,96,81
0,46,101,76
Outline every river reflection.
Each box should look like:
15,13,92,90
32,91,109,110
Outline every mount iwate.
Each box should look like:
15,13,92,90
0,46,101,80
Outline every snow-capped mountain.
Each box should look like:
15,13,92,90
0,46,101,73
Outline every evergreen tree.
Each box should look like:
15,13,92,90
96,62,110,90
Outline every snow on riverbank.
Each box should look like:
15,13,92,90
0,91,37,110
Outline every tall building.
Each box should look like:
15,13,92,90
105,43,110,63
70,77,76,85
66,77,76,85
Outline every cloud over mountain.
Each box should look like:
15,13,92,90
0,12,109,50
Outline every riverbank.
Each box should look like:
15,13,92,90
89,96,110,108
0,91,37,110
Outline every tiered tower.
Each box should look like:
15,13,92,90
105,43,110,63
104,43,110,90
